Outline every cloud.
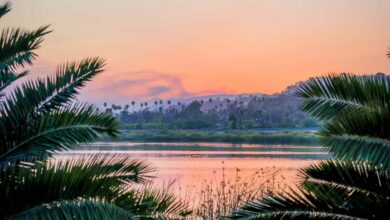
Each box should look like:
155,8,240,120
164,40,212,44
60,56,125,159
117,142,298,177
147,86,171,96
80,70,194,103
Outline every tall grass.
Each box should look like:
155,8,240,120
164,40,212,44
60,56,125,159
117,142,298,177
178,162,288,219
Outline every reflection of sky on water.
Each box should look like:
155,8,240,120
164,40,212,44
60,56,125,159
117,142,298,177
55,142,328,194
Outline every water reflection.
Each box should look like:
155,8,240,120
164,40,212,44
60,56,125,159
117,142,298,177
56,142,328,192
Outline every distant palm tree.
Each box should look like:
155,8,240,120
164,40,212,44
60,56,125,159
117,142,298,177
0,3,189,219
131,101,135,112
232,72,390,219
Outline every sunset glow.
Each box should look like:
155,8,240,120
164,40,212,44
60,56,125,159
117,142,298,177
4,0,390,103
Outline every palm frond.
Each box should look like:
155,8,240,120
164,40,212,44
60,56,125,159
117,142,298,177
114,181,192,218
11,200,136,220
230,186,370,219
230,182,390,220
0,70,28,95
300,160,390,200
0,154,154,217
0,2,11,19
0,26,51,72
0,57,105,119
230,211,364,219
236,72,390,220
297,73,390,165
321,134,390,167
0,103,119,163
231,160,390,219
295,73,390,121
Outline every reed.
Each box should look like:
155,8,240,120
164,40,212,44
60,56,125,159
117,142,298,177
178,162,288,219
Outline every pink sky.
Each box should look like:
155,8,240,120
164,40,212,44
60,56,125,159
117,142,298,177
3,0,390,103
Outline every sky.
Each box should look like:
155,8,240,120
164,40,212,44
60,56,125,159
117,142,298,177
2,0,390,103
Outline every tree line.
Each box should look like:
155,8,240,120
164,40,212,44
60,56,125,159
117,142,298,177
103,86,319,129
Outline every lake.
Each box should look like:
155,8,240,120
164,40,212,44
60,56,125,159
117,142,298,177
56,142,329,195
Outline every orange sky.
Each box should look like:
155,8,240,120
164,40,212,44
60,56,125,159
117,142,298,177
3,0,390,103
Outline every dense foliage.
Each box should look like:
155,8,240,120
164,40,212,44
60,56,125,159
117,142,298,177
103,85,319,130
231,71,390,219
0,3,189,219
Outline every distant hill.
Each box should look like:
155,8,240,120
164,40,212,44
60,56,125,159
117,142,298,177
103,73,387,129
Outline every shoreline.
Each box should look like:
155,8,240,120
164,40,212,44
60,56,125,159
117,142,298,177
102,129,322,146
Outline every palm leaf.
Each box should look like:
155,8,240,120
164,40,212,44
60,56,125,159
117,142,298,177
0,2,11,19
0,26,51,72
0,154,154,217
295,73,390,121
10,200,136,220
0,57,105,122
0,103,119,163
297,74,390,165
321,135,390,167
230,186,369,219
301,160,390,201
114,181,192,218
0,24,49,94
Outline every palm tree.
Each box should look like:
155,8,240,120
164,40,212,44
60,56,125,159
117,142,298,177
131,101,135,112
231,72,390,219
0,3,189,219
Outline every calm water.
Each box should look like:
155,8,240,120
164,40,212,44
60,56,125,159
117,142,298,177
56,142,329,192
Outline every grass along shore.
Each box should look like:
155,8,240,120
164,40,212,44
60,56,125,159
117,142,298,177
104,129,321,145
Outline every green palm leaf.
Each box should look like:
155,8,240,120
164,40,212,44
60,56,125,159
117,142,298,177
114,181,192,218
0,57,105,122
0,2,10,19
0,154,154,217
0,103,119,163
11,200,136,220
233,73,390,219
301,160,390,203
296,74,390,165
321,135,390,167
295,73,390,121
230,186,368,219
0,25,51,72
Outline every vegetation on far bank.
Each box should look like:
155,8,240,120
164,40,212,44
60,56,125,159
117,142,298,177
105,129,321,145
103,83,320,130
